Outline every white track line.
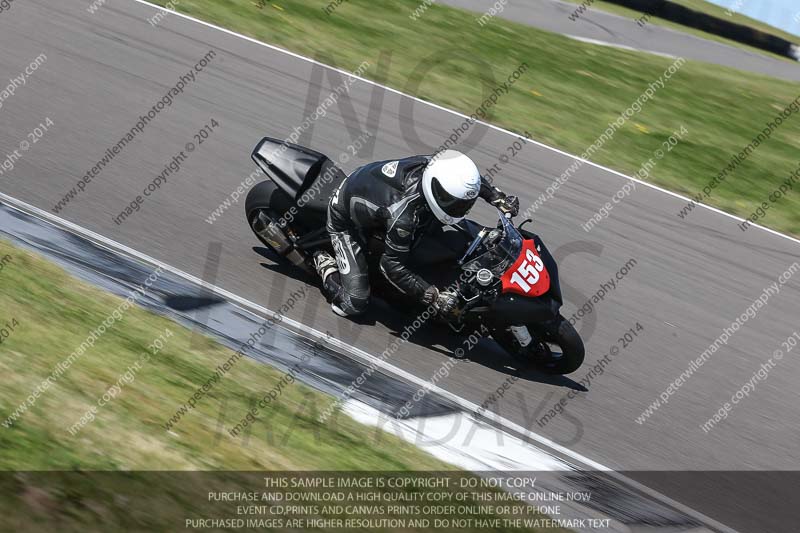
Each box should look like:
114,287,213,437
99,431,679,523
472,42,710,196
129,0,800,249
0,190,735,533
565,34,679,59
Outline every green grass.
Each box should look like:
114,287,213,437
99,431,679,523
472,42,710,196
561,0,800,62
154,0,800,236
0,241,559,531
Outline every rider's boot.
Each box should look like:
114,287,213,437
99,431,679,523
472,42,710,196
312,250,338,283
312,251,350,316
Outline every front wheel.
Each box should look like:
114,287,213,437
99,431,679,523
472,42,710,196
492,316,585,375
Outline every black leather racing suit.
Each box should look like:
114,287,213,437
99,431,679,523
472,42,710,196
323,155,505,316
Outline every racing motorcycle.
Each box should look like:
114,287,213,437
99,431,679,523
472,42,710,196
245,137,584,374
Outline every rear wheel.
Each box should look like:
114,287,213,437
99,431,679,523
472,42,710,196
492,316,584,375
245,181,300,266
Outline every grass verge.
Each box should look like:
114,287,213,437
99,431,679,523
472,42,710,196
152,0,800,236
0,240,558,531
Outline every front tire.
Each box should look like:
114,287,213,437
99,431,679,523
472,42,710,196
536,318,584,374
493,316,584,375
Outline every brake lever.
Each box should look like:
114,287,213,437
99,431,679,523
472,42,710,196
518,218,533,231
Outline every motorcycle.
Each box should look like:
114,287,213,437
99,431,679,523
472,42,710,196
245,137,585,374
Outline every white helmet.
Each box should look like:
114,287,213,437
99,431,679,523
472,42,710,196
421,150,481,225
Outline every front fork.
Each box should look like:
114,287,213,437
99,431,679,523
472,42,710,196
509,325,533,347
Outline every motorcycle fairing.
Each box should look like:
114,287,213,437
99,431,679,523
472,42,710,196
500,239,551,297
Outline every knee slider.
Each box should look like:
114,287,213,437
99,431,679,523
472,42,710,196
332,296,368,317
350,295,370,314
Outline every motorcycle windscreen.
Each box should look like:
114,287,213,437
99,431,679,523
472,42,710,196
251,137,327,200
500,239,551,296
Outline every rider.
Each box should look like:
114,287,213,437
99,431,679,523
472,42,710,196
313,149,519,318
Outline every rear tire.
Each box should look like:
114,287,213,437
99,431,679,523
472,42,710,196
492,316,584,375
245,180,294,262
245,180,289,223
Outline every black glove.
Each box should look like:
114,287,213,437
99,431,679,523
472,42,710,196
491,194,520,217
422,286,458,317
422,286,439,306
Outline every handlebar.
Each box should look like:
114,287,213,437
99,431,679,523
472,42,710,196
458,209,530,266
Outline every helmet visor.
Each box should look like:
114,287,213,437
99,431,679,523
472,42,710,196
431,177,477,218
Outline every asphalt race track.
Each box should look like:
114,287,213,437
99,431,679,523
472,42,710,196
442,0,800,82
1,0,799,528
